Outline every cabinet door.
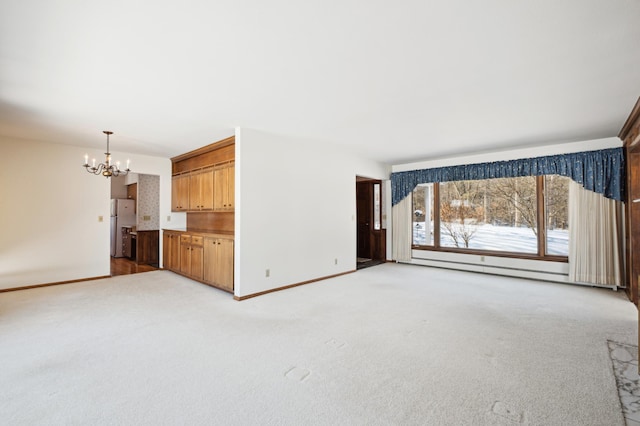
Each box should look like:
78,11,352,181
187,169,214,211
214,167,227,210
190,236,204,280
169,234,180,271
163,232,171,269
172,175,190,211
189,172,201,210
226,163,234,210
179,235,191,275
214,164,234,211
203,237,217,284
163,232,180,271
216,239,234,291
200,169,214,210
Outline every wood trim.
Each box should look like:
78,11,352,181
233,270,357,301
416,179,567,263
536,176,546,257
171,136,235,163
411,245,568,263
0,275,111,293
172,146,234,175
433,183,440,247
619,96,640,144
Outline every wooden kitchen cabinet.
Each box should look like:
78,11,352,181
163,231,181,271
137,230,159,267
189,167,214,211
180,234,204,280
204,237,234,291
214,162,234,211
163,229,234,293
171,174,190,211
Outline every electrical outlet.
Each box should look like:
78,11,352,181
143,215,151,221
98,216,103,222
480,256,485,262
167,216,171,221
265,269,270,278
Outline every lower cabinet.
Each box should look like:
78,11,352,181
163,230,233,293
180,234,204,280
204,237,234,292
163,231,181,271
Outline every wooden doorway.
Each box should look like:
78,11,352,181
356,177,386,269
620,98,640,305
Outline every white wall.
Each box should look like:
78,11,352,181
235,128,389,298
110,175,128,199
0,136,176,290
391,137,623,285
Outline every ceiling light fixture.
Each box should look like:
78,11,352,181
83,131,130,178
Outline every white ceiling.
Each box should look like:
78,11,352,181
1,1,639,164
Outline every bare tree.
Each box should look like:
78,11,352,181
545,175,569,230
487,177,537,235
439,181,484,248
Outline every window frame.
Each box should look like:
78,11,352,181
412,176,569,263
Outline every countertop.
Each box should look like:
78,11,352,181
163,228,234,239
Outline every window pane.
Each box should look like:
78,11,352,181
412,183,434,246
373,183,381,230
545,175,569,256
439,177,537,253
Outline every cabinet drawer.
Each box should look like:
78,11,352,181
191,236,204,246
180,235,191,244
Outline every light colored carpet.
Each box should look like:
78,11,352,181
0,263,636,425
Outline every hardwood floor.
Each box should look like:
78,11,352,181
110,257,158,276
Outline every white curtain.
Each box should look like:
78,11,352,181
568,181,624,286
392,196,412,262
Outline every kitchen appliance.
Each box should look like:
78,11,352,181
110,199,136,257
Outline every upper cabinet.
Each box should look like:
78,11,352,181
171,174,190,212
189,167,214,211
170,136,235,213
214,162,234,211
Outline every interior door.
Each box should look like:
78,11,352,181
356,181,372,259
356,178,386,264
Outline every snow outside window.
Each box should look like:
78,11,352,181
411,175,570,257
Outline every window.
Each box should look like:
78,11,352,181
412,175,569,259
544,175,570,256
373,183,381,230
412,183,434,246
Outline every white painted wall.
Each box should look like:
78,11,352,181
234,128,389,298
0,136,176,290
391,137,624,285
110,175,128,199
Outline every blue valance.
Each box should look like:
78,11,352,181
391,147,625,205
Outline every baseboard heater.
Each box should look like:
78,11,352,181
405,257,620,290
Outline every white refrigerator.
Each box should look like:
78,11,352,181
110,199,136,257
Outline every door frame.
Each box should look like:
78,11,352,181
356,176,386,264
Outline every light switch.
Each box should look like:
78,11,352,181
143,215,151,221
98,216,103,222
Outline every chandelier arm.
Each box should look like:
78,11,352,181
83,131,129,178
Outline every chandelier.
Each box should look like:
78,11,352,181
83,131,130,177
